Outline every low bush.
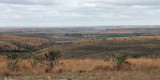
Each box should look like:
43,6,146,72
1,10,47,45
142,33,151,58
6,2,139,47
6,53,20,71
152,52,159,59
44,50,62,69
114,53,127,69
7,53,19,60
8,59,19,71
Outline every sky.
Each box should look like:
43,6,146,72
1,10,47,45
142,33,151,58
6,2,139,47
0,0,160,27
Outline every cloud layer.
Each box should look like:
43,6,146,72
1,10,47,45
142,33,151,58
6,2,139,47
0,0,160,26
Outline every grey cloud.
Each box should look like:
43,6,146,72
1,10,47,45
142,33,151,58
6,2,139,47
0,0,160,26
2,0,160,6
0,0,59,5
88,0,160,5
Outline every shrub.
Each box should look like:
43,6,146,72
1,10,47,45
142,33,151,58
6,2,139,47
132,54,140,58
45,50,62,69
114,53,127,69
152,52,159,59
32,57,39,67
47,50,61,61
7,53,19,60
7,53,20,71
8,59,19,71
103,38,106,41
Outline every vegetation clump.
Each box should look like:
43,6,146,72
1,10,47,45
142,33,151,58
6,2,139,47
32,56,39,67
7,53,20,71
8,60,19,71
7,53,19,60
45,50,62,69
152,52,159,59
113,53,127,69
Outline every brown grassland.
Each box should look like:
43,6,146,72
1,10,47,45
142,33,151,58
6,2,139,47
0,31,160,79
0,41,18,50
34,36,160,59
0,55,160,76
0,34,50,50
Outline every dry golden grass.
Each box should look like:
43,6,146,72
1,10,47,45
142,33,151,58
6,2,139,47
54,59,109,72
0,34,50,48
128,58,160,70
0,56,48,76
0,41,18,50
54,58,160,72
0,55,160,76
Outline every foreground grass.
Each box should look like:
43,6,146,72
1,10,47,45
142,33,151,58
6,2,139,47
0,55,160,76
1,70,160,80
55,58,160,72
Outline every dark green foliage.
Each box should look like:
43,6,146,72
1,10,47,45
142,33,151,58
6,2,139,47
114,53,126,65
132,54,140,58
47,50,61,61
7,53,20,71
103,38,106,41
64,33,83,37
7,53,19,60
45,50,61,69
112,53,127,70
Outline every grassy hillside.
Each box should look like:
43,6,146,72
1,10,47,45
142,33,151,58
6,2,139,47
35,36,160,59
0,34,51,54
0,34,50,49
0,41,18,50
0,28,160,79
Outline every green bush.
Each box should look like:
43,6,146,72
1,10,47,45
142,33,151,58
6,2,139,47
132,54,140,58
7,53,19,60
45,50,61,69
7,53,20,71
114,53,127,69
47,50,61,61
103,38,106,41
152,52,159,59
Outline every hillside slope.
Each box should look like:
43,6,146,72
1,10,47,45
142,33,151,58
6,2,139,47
37,36,160,59
0,34,50,51
0,41,18,50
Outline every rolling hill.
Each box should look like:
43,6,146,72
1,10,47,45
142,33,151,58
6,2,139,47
0,34,50,53
0,41,18,50
35,36,160,59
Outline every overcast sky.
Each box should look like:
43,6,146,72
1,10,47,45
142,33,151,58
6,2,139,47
0,0,160,27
